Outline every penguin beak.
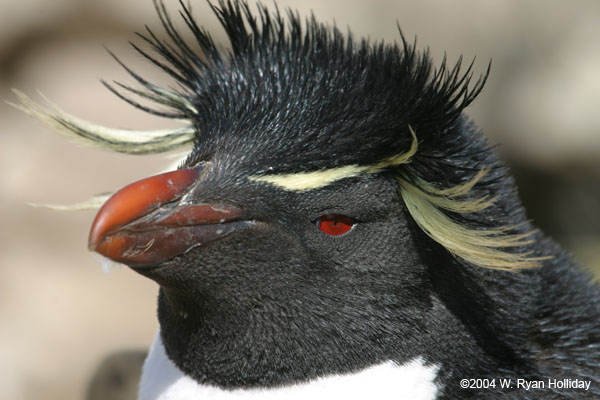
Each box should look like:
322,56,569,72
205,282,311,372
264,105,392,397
88,167,251,267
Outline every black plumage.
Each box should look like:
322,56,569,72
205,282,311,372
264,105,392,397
107,1,485,173
16,1,600,399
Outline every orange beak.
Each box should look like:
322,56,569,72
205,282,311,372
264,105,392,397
88,168,250,267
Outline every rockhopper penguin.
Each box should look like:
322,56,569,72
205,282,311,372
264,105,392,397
12,1,600,399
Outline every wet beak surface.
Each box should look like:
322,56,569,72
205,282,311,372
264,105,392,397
88,168,251,267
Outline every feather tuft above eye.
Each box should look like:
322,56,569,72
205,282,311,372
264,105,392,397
7,89,195,155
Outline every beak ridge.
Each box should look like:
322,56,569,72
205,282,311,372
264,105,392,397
88,168,200,251
88,168,249,267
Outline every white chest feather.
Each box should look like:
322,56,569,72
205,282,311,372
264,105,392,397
138,331,440,400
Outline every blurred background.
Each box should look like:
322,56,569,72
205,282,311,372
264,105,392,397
1,1,599,399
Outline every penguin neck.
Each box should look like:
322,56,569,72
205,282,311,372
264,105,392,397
154,280,510,392
139,331,441,400
155,284,445,389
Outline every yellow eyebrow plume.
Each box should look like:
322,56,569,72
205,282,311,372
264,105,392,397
248,127,418,191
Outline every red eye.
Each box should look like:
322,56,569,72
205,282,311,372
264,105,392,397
316,214,355,236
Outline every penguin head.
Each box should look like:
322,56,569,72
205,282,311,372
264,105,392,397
86,94,433,385
21,0,548,388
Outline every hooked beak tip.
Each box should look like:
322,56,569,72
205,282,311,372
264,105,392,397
88,168,200,261
87,167,250,267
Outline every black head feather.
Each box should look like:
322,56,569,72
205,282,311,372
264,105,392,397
104,0,547,272
108,0,488,178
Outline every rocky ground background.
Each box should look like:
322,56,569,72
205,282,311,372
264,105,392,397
1,1,599,399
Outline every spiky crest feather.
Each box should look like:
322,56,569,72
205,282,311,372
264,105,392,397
11,0,546,270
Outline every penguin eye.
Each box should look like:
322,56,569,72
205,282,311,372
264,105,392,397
315,214,355,236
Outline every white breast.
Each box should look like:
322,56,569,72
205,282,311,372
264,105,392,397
138,331,440,400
